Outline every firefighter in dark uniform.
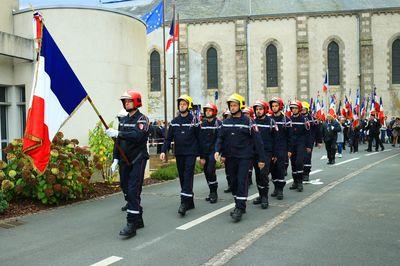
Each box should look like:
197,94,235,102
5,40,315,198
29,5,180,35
322,114,341,164
215,93,266,222
269,97,292,200
160,95,200,216
252,100,277,209
301,101,322,181
365,111,385,152
107,90,149,238
243,107,255,186
288,100,312,192
199,102,222,204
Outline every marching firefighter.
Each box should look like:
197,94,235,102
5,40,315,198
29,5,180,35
243,107,255,186
301,101,322,181
215,93,266,222
160,95,200,217
252,100,277,209
269,97,292,200
288,100,312,192
365,111,385,152
199,103,222,203
222,109,232,193
107,90,150,238
322,113,341,164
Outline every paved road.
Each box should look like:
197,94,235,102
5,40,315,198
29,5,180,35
1,145,399,266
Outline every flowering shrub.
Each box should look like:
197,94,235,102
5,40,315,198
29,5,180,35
0,133,93,205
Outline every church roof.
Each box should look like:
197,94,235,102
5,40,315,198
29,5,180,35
119,0,400,21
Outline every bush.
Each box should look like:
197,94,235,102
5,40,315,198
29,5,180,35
1,133,93,205
89,122,118,184
0,191,8,214
150,160,224,181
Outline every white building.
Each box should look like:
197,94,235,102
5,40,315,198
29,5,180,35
0,0,148,159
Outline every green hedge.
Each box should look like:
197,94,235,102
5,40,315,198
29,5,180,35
150,160,224,181
0,191,9,214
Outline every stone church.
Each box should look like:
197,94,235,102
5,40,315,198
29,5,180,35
121,0,400,120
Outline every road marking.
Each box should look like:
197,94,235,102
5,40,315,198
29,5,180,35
132,232,173,251
365,152,379,156
204,153,399,266
91,256,123,266
320,155,327,160
176,169,322,231
383,149,392,152
332,157,359,166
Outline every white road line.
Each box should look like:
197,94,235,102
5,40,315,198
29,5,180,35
176,169,323,231
91,256,123,266
204,153,399,266
384,149,392,152
332,157,359,166
365,152,379,156
320,155,327,160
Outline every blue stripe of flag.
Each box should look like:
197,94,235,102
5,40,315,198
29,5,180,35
41,26,88,115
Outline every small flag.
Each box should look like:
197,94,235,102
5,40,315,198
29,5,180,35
141,1,164,34
322,72,329,93
23,23,88,173
166,15,179,51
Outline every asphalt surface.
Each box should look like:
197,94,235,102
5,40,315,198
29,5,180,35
1,144,399,266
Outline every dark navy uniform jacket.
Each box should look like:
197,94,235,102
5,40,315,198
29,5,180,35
270,113,292,153
254,115,277,156
215,113,266,163
290,114,313,152
113,110,150,163
199,118,222,159
306,114,323,145
161,112,200,156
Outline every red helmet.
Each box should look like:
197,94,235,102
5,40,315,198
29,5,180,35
289,100,302,110
243,106,254,118
203,102,218,116
253,100,269,115
269,97,284,111
120,90,142,108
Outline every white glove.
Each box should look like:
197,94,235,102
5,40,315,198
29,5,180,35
105,128,119,138
111,159,119,173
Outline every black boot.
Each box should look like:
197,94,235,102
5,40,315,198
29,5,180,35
289,182,298,190
270,187,278,197
253,196,261,205
209,191,218,204
137,216,144,229
119,223,136,238
297,182,303,192
186,200,195,210
230,208,244,222
303,174,309,182
261,196,269,209
178,203,187,216
276,188,284,200
224,187,232,193
121,203,128,211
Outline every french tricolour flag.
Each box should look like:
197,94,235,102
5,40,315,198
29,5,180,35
23,23,88,172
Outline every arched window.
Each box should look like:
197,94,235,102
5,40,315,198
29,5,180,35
206,47,218,89
150,51,161,91
328,41,340,85
266,44,278,87
393,38,400,84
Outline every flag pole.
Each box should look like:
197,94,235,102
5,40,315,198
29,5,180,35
162,0,168,162
177,12,181,97
172,3,176,117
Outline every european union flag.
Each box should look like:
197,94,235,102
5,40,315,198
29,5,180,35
141,1,164,34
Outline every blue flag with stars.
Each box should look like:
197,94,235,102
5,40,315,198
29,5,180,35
141,1,164,34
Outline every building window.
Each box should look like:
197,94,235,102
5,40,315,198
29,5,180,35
0,87,10,161
328,41,340,85
206,47,218,89
18,86,26,137
150,51,161,91
393,38,400,84
266,44,278,87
